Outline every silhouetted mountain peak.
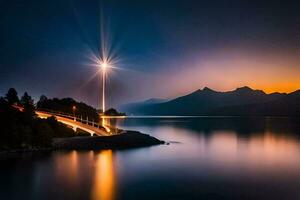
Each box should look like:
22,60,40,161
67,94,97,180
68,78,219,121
235,86,265,95
290,90,300,95
121,86,300,116
236,86,253,92
202,87,216,92
270,92,284,95
287,90,300,100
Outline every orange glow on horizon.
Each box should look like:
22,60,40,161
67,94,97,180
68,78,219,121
249,82,300,94
154,51,300,99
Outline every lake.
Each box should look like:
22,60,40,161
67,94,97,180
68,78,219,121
1,117,300,200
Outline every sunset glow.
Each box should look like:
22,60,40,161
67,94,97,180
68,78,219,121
2,1,300,200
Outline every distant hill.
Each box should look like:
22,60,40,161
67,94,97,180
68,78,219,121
119,98,168,115
213,89,300,116
119,86,300,116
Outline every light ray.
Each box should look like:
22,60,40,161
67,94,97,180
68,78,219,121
76,7,131,133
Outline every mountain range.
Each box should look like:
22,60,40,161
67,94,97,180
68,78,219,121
119,86,300,116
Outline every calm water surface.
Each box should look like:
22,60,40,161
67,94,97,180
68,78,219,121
1,117,300,200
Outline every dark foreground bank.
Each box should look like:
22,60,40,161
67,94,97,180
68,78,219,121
53,130,165,150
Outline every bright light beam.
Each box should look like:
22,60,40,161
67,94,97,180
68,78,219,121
100,61,108,114
99,59,112,133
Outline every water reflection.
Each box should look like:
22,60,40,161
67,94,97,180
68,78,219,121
54,150,79,187
203,130,300,175
116,117,300,175
117,117,300,136
2,117,300,200
91,150,116,200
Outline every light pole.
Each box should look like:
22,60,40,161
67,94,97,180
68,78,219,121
72,105,76,121
101,62,108,115
100,61,111,133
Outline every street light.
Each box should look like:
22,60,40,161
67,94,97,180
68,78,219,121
99,60,112,133
72,105,76,121
100,61,109,115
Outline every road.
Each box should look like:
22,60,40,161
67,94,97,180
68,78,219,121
36,111,109,136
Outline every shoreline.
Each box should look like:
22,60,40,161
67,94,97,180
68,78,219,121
53,130,165,150
0,130,164,156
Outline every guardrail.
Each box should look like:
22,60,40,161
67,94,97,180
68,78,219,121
37,109,105,131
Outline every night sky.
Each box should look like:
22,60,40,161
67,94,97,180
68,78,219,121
1,0,300,108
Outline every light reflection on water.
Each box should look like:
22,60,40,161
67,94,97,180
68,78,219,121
51,150,116,200
1,117,300,200
91,150,115,200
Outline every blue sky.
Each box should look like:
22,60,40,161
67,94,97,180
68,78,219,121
1,0,299,108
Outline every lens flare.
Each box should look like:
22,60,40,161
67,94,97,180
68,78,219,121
79,11,128,134
101,62,108,69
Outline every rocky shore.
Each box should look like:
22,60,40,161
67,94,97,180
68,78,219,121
52,130,165,150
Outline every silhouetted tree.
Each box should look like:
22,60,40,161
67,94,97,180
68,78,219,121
37,97,99,120
105,108,125,116
5,88,19,105
0,95,76,150
39,95,47,102
21,92,35,117
36,95,47,108
21,92,34,106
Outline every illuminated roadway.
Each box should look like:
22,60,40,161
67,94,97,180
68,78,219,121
36,111,110,136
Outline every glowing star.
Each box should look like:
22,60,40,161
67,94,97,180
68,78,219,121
101,62,108,69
